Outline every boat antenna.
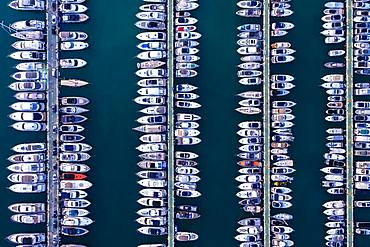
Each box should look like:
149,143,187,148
0,21,16,35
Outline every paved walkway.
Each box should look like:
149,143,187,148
263,1,271,246
46,0,60,246
345,1,354,246
167,0,175,246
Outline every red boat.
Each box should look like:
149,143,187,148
176,25,196,32
238,160,262,167
61,173,87,180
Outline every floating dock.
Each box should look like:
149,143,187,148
262,1,271,246
345,0,354,246
167,0,175,246
46,0,60,246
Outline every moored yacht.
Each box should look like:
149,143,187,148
9,51,46,61
7,232,45,244
9,0,45,10
11,213,45,224
60,58,87,68
8,173,46,183
61,226,89,236
62,198,91,208
11,20,45,31
12,142,46,153
60,163,90,173
8,202,45,213
59,31,88,41
8,183,45,193
61,41,89,51
62,13,89,23
15,61,46,71
12,40,45,50
7,162,45,173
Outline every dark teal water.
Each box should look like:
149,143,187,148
0,0,368,246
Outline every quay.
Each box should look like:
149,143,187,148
46,0,60,246
166,0,175,246
262,0,271,246
345,0,354,246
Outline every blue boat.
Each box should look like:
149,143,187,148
61,226,89,236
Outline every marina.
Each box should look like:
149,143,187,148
134,0,201,245
1,0,370,247
3,0,92,246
